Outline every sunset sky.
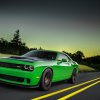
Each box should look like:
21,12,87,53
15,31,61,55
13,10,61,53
0,0,100,57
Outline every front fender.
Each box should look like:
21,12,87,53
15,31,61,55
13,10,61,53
31,66,52,85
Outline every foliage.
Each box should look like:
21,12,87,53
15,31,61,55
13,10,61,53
83,56,100,71
63,51,100,71
0,30,39,55
63,51,85,63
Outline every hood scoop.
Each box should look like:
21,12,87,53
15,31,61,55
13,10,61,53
9,56,37,62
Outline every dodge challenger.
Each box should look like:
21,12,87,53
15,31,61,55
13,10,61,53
0,50,78,90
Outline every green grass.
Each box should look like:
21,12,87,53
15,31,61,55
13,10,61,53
79,64,96,72
0,53,16,57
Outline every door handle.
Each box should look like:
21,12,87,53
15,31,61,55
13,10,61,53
65,62,73,66
65,62,70,66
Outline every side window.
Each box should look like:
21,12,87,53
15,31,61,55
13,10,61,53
65,54,72,62
57,53,69,62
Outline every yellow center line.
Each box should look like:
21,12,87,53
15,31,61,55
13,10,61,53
32,77,100,100
58,80,100,100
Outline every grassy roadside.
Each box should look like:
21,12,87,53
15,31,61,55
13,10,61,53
79,64,96,72
0,53,16,57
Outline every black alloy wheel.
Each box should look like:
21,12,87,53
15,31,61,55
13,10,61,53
40,68,52,91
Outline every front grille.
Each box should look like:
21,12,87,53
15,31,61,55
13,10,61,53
0,74,24,82
0,62,24,69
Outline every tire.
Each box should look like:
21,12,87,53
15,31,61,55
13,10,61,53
39,68,52,91
68,69,77,84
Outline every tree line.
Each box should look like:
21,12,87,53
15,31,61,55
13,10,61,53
0,30,39,55
63,51,100,71
0,30,85,62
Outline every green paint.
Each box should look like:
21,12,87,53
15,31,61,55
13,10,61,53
0,50,78,87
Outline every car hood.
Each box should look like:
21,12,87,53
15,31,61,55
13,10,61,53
7,56,42,62
0,56,51,65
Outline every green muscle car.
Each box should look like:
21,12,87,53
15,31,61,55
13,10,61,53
0,50,78,90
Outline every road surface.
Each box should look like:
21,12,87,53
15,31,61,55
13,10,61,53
0,72,100,100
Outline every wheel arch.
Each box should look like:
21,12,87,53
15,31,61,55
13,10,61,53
42,67,53,77
73,65,79,74
72,67,79,76
38,67,53,90
38,67,53,85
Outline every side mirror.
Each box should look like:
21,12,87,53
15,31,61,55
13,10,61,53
57,58,67,64
62,58,67,62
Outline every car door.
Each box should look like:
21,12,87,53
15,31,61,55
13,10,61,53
52,53,66,82
56,53,73,80
65,54,75,77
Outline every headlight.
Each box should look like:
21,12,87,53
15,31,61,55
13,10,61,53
23,65,34,71
28,66,34,71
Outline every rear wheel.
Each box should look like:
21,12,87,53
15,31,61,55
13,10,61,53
39,68,52,91
68,69,77,84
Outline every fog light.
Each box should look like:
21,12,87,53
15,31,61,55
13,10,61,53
27,78,30,84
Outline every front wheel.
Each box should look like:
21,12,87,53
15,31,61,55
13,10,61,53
68,69,78,84
39,68,52,91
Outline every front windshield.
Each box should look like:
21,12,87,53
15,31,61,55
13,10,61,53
22,50,57,60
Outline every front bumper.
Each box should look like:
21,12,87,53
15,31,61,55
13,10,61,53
0,67,40,86
0,80,39,88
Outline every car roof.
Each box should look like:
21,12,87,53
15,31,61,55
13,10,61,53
28,50,70,60
31,50,63,54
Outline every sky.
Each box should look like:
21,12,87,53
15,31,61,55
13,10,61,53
0,0,100,57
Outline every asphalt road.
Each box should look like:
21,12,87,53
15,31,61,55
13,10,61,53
0,72,100,100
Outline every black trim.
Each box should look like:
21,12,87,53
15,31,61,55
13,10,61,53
0,74,24,82
0,62,24,69
0,80,39,88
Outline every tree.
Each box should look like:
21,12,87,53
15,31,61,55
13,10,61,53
9,29,23,54
75,51,85,58
11,29,21,45
39,46,43,50
73,51,85,63
0,38,9,53
0,29,37,55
